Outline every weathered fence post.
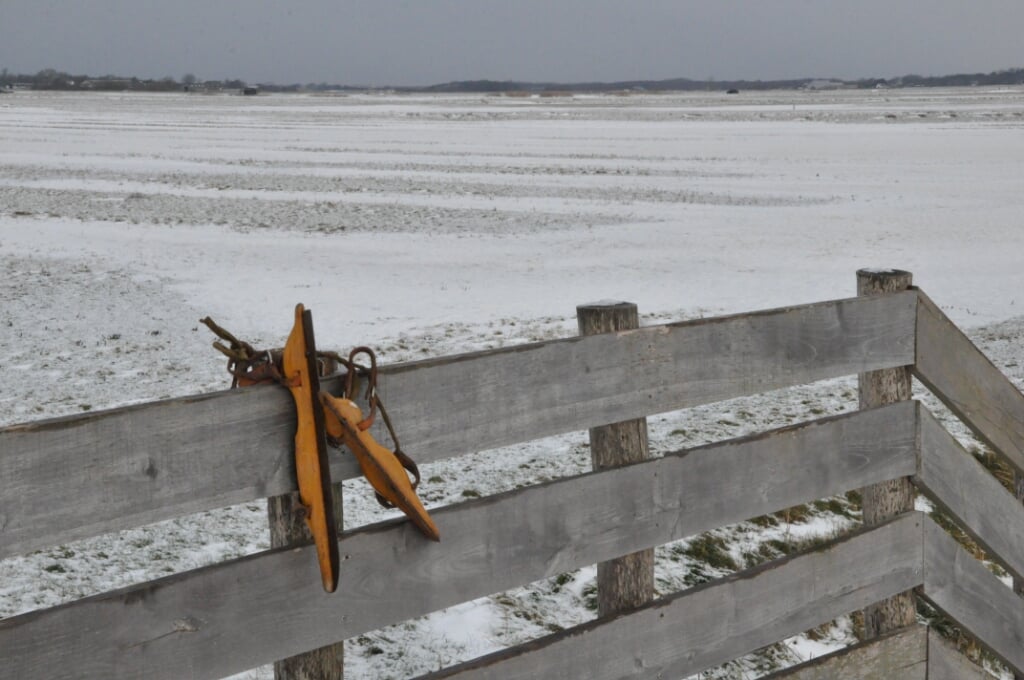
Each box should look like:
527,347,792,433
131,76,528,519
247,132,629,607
268,356,345,680
857,269,917,639
578,301,655,616
268,488,345,679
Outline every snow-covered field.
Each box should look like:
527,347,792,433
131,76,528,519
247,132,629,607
2,87,1024,678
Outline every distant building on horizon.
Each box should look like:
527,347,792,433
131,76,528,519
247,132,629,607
803,79,846,90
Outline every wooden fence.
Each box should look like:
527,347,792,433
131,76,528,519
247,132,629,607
2,271,1023,679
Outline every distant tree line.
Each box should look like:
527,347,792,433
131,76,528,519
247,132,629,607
426,68,1024,94
2,66,1022,94
876,68,1024,88
0,68,366,94
0,69,258,92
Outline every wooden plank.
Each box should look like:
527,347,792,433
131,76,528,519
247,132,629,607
0,405,919,680
922,517,1024,676
0,385,331,561
418,514,925,680
761,625,927,680
0,292,917,559
914,407,1024,583
927,626,995,680
914,289,1024,474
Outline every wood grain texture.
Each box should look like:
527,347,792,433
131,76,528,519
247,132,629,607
857,269,916,639
0,384,325,561
0,292,918,559
915,408,1024,583
419,514,926,680
760,625,927,680
271,642,343,680
927,626,995,680
0,405,919,680
914,289,1024,474
922,517,1024,676
578,301,654,617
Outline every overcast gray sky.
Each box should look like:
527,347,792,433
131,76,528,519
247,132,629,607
2,1,1022,86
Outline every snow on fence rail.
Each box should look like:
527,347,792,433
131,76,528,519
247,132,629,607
2,275,1024,679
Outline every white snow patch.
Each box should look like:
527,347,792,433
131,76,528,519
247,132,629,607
2,87,1024,679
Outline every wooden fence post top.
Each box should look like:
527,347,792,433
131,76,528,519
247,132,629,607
577,301,640,335
856,269,913,295
577,300,636,310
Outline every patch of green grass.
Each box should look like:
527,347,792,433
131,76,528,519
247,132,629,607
741,550,763,568
969,445,1015,493
773,503,811,524
551,572,573,591
792,532,841,553
581,583,598,611
684,533,738,571
811,497,856,519
929,508,988,561
763,539,793,558
683,566,711,586
804,621,834,641
746,529,851,569
749,514,778,528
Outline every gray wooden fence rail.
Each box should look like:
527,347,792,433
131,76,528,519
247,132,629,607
1,284,1021,679
0,291,916,561
762,624,989,680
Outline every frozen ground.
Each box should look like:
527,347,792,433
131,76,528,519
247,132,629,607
2,87,1024,678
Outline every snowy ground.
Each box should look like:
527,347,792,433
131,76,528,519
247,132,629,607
2,87,1024,678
